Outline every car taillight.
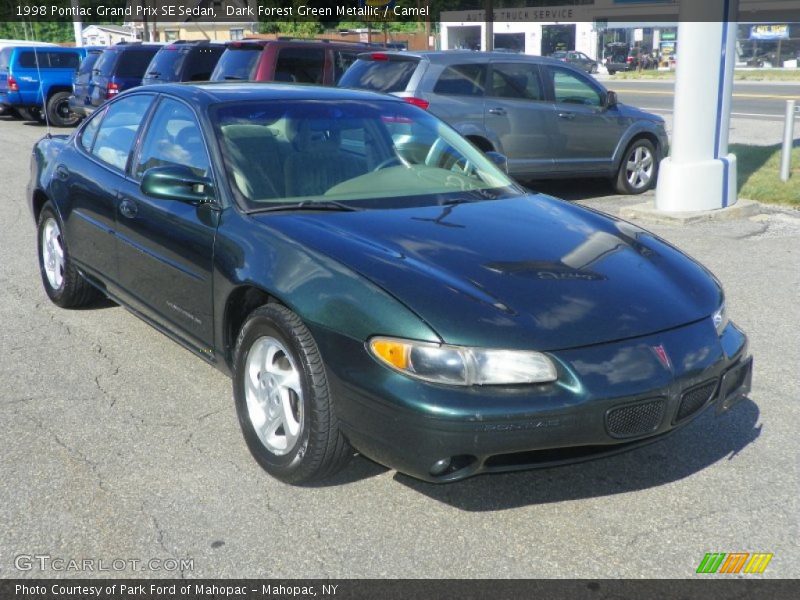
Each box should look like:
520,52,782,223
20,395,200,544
8,75,18,91
627,57,634,63
106,81,119,99
371,53,389,61
403,97,429,110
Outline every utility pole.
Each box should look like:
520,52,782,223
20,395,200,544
71,0,82,46
484,0,493,52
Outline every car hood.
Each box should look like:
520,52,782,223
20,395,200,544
252,195,721,351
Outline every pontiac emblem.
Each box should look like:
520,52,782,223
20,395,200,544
651,344,672,371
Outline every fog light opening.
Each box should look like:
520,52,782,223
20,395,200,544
429,455,477,478
429,458,451,477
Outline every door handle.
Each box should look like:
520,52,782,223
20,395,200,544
55,164,69,180
488,107,507,116
558,112,576,120
119,198,138,219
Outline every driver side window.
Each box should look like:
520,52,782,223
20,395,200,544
133,98,210,180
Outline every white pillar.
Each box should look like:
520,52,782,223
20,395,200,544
656,0,738,212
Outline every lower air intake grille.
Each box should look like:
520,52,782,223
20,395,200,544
675,380,717,423
606,399,665,439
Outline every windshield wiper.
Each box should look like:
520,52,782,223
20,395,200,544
247,200,363,214
224,75,246,80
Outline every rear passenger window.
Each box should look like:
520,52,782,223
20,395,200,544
434,64,486,97
48,52,81,69
274,48,324,84
91,95,153,171
489,63,544,101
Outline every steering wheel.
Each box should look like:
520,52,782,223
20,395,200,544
372,156,406,172
424,138,474,175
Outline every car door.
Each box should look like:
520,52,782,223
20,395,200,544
544,65,623,174
115,95,218,349
59,94,155,286
484,61,556,178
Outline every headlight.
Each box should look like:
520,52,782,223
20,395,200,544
368,337,557,386
713,303,728,335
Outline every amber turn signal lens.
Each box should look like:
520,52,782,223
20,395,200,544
370,339,410,370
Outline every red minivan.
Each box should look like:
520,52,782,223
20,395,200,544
210,39,372,85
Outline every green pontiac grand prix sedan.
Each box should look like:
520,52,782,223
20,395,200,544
28,83,752,483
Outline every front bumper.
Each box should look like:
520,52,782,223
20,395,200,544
313,318,751,483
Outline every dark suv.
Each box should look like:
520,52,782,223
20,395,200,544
340,51,669,194
142,41,226,86
210,39,370,85
68,47,104,121
81,43,160,116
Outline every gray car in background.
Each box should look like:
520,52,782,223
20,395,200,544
339,51,668,194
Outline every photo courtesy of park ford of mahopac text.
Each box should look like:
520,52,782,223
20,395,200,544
1,0,800,599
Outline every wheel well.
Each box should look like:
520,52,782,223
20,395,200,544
32,190,49,224
223,285,274,366
46,86,72,101
618,132,661,166
466,135,494,153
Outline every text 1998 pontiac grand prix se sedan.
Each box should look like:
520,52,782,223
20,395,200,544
28,83,752,483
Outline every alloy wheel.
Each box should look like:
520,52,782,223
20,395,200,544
244,336,304,456
625,145,655,190
41,217,65,291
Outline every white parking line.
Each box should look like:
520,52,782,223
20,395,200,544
640,107,784,120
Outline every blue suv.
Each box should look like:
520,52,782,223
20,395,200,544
0,46,86,126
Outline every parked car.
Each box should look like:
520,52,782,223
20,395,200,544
142,41,226,86
78,42,161,117
68,47,104,122
339,51,669,194
28,83,751,484
0,40,56,116
0,45,86,126
551,50,599,74
605,44,658,75
210,38,370,85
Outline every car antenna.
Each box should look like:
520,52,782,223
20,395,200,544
32,45,52,138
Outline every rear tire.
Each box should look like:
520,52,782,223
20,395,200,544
614,138,659,195
233,304,353,484
46,91,80,127
37,203,102,308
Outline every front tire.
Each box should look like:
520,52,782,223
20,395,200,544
233,304,353,484
47,91,80,127
614,138,659,195
37,203,101,308
19,106,45,123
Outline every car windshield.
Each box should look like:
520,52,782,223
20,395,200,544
211,99,520,210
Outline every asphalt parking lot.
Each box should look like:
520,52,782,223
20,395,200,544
1,115,798,579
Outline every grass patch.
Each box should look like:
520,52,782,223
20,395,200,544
609,69,800,82
731,143,800,206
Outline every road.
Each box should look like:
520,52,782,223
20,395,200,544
604,78,799,122
0,115,798,580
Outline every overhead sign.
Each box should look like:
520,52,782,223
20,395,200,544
750,24,790,40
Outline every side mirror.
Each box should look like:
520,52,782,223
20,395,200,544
141,165,214,205
485,151,509,173
605,90,619,108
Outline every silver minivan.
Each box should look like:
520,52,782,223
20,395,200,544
339,51,669,194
